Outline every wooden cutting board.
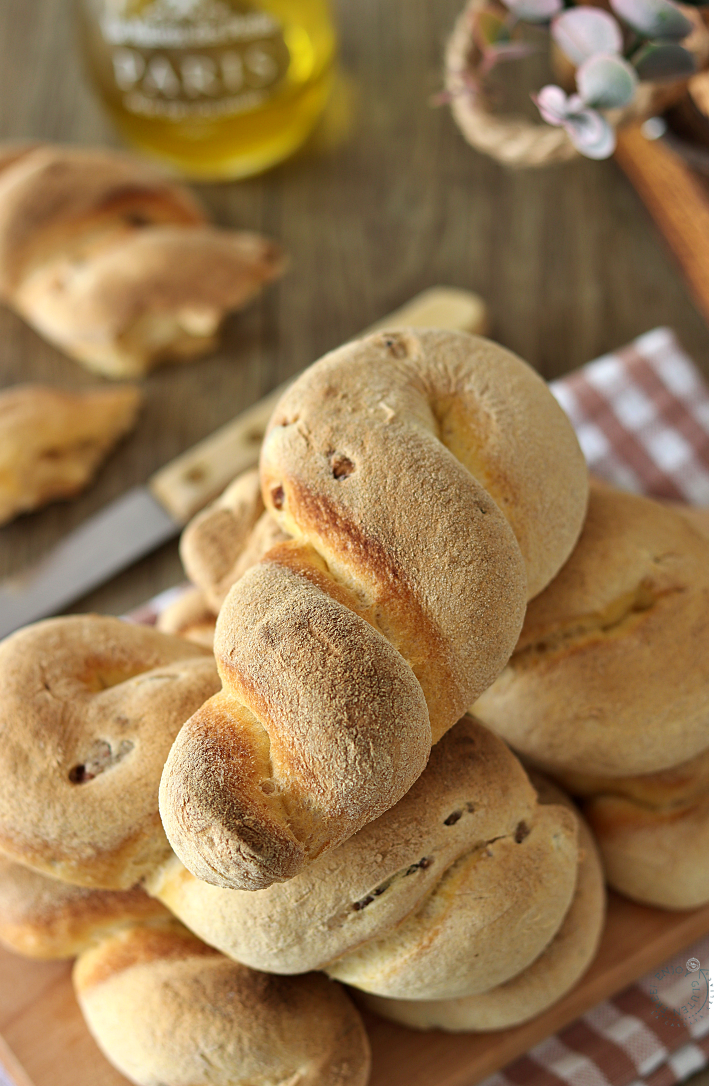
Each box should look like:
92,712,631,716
0,893,707,1086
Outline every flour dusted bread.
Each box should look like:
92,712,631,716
160,329,588,890
74,918,371,1086
21,226,286,378
561,751,708,910
0,854,168,959
0,854,371,1085
151,717,581,1000
358,777,605,1031
157,585,218,648
0,616,220,888
0,383,141,524
180,466,289,612
474,483,708,777
0,143,285,376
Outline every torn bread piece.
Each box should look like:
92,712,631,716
0,143,287,377
0,383,142,525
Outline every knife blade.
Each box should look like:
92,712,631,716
0,488,177,639
0,287,488,637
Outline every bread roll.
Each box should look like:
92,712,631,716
554,748,709,808
0,383,141,524
74,919,371,1086
0,853,167,960
0,616,220,889
563,752,709,910
156,586,217,649
358,778,605,1030
160,329,588,890
151,717,580,1000
180,466,289,612
474,483,708,777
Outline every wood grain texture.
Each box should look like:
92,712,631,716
615,126,709,321
0,894,707,1086
0,0,708,620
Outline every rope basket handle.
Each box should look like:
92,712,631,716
445,0,703,168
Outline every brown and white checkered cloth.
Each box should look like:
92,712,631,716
51,325,706,1086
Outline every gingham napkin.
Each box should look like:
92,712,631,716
3,327,702,1086
485,936,709,1086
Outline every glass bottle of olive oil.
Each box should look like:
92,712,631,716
78,0,336,179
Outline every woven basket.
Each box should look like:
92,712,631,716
445,0,702,168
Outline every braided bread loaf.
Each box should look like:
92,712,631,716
151,717,584,1001
179,466,289,613
0,858,371,1086
0,143,285,376
0,616,220,889
160,328,589,890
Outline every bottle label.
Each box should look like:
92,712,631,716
98,0,290,119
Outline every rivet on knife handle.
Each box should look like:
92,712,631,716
149,287,489,524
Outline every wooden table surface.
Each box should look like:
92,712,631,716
0,0,708,616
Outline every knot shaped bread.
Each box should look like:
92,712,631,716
160,329,588,890
152,717,582,1001
0,616,220,889
473,483,709,777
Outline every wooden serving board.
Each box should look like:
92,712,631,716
0,893,707,1086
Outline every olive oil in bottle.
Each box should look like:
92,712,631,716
78,0,336,179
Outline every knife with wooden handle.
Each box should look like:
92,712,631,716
0,287,487,638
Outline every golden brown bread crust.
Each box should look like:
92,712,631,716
0,854,168,960
18,226,286,379
0,142,41,178
584,792,708,910
0,616,220,889
675,505,708,539
0,144,205,295
576,753,709,910
152,717,580,1000
474,483,708,776
156,586,217,649
161,329,587,890
180,467,289,612
0,143,286,376
74,920,371,1086
554,749,709,808
0,384,142,525
160,556,434,889
358,778,605,1030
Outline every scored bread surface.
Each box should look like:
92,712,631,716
160,329,588,890
358,777,605,1030
474,483,708,776
152,717,581,1000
